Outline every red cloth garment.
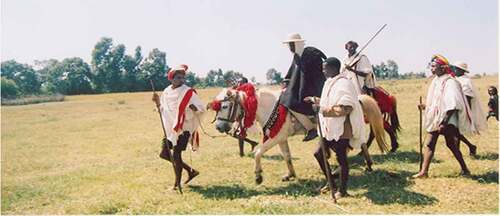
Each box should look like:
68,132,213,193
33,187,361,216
372,87,395,114
167,64,188,80
236,83,258,135
263,105,288,143
173,88,196,132
432,55,454,77
210,100,222,111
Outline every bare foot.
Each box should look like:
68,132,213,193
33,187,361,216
184,170,199,184
411,172,428,179
334,191,350,199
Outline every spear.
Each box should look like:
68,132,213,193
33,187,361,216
313,103,337,203
419,96,423,170
150,79,182,194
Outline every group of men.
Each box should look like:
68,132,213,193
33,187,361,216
150,33,490,199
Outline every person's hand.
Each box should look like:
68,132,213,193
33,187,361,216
438,124,446,134
312,104,320,113
152,93,160,107
303,96,317,104
418,104,426,111
345,65,355,72
189,104,198,112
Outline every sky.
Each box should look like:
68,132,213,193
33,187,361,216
1,0,498,82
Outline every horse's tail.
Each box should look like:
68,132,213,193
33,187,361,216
359,95,388,153
390,96,401,135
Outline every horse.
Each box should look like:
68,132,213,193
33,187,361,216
364,87,401,153
207,85,388,185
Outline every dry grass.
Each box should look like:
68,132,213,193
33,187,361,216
1,76,498,214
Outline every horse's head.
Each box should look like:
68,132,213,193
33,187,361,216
208,88,244,133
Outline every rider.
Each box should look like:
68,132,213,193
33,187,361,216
343,41,377,96
279,33,327,141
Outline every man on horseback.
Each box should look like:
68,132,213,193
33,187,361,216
279,33,327,141
451,61,487,156
343,41,377,96
305,57,367,199
152,64,205,190
413,55,474,178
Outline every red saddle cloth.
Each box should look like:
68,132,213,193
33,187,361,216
372,86,394,114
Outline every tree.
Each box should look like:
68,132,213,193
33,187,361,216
1,60,41,95
46,57,93,95
223,70,243,86
1,77,20,98
204,69,225,87
122,46,143,92
141,48,169,91
266,68,283,84
91,37,114,92
386,60,399,79
185,71,201,87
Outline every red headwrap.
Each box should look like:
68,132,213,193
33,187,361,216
167,64,188,80
431,54,454,77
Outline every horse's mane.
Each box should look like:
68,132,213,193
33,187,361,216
255,88,280,125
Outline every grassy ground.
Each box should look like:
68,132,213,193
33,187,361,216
1,76,498,214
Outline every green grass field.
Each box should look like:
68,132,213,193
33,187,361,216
1,76,498,214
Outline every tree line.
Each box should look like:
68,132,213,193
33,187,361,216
265,60,425,85
1,37,257,99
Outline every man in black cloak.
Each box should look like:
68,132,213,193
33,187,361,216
279,33,327,141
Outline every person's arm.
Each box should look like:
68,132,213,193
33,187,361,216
466,96,472,110
321,105,353,117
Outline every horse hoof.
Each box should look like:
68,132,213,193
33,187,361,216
255,175,263,185
282,174,296,182
365,166,373,172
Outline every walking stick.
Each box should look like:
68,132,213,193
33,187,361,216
150,80,182,194
314,105,337,203
419,96,423,170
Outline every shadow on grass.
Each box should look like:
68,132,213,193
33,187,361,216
188,179,323,200
246,154,299,161
472,152,498,161
470,171,499,184
348,150,442,167
349,170,438,206
190,170,437,206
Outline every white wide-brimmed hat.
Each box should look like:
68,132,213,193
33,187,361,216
452,61,469,73
282,33,305,43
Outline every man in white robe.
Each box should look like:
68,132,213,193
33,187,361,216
305,57,366,199
413,55,475,178
342,41,377,96
152,64,206,189
452,61,487,156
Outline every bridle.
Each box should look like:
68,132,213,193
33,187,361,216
214,93,244,124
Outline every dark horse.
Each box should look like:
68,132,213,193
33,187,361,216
365,86,401,153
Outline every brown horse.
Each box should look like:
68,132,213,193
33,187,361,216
365,87,401,153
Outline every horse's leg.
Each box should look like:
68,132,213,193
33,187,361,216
254,138,279,185
238,136,245,157
361,143,373,172
359,128,375,156
386,127,398,153
278,140,296,181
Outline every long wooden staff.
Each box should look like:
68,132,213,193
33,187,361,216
419,96,423,170
150,80,182,194
314,106,337,203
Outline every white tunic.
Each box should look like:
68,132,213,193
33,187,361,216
456,75,487,132
160,84,206,145
319,75,367,149
424,74,475,134
342,55,377,95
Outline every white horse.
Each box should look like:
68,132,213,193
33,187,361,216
208,87,388,184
